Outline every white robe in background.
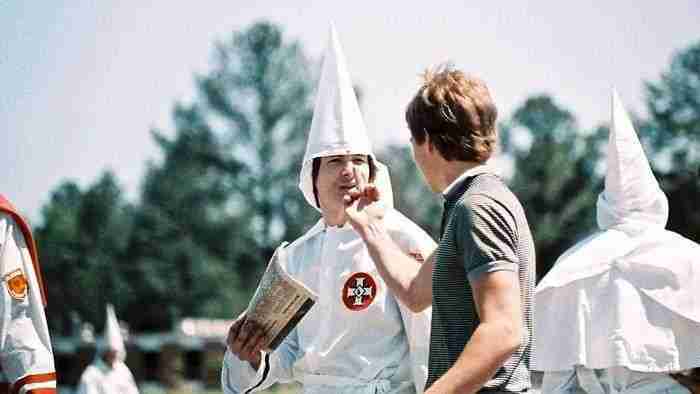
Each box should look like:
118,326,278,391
534,228,700,373
77,358,139,394
533,90,699,394
222,209,435,394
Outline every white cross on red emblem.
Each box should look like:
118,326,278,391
342,272,377,311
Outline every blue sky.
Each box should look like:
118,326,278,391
2,0,699,221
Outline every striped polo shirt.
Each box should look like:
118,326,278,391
426,168,536,392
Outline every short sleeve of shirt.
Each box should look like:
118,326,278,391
453,193,519,283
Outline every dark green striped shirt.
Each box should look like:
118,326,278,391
426,172,536,392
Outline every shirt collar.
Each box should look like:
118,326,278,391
441,163,496,201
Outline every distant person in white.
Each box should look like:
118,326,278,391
533,90,700,394
77,304,139,394
220,24,436,394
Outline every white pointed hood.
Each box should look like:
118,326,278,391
299,23,392,211
596,89,668,232
103,303,126,361
533,90,700,372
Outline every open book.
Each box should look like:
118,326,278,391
245,242,317,351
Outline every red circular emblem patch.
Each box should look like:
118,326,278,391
342,272,377,311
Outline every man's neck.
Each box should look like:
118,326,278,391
437,160,481,193
99,357,115,370
322,211,347,227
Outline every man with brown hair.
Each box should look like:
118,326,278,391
345,65,536,394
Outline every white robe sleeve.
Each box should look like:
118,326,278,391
0,214,57,393
386,210,436,393
221,326,300,393
397,302,431,393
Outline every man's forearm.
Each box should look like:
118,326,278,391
427,270,524,394
359,220,432,312
425,321,522,394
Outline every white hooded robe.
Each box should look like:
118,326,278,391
533,90,700,394
77,305,139,394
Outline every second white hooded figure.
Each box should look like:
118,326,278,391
221,25,436,394
532,90,700,394
77,304,139,394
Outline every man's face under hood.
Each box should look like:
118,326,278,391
315,154,370,223
102,349,118,368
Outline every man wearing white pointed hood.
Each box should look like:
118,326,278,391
221,25,436,394
533,90,700,394
77,304,139,394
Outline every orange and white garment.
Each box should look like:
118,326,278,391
0,195,56,394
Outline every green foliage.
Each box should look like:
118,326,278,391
377,145,442,237
644,40,700,167
197,21,315,247
501,95,605,279
643,39,700,242
123,105,245,330
38,21,316,333
120,21,316,330
37,172,133,333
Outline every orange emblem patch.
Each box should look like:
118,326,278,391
4,269,28,300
